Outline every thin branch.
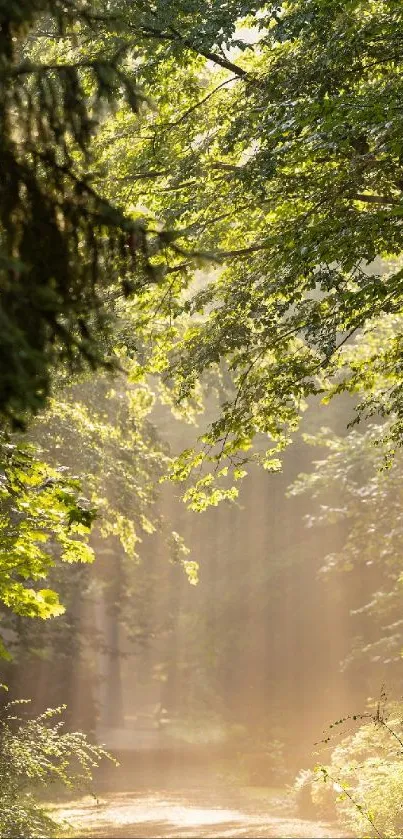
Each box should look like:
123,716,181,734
136,25,247,78
112,170,167,182
353,193,402,206
319,768,383,839
161,76,240,130
165,262,191,274
213,243,271,258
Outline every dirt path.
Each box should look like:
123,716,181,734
55,788,348,838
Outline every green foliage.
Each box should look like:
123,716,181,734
3,0,403,492
0,434,96,654
35,376,170,558
87,0,403,504
313,696,403,838
0,0,183,427
32,374,194,579
0,374,194,726
0,696,115,838
5,0,403,501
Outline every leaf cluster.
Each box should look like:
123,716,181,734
0,433,96,655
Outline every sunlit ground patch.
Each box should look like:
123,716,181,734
52,789,348,838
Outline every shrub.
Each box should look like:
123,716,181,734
0,698,115,838
315,700,403,838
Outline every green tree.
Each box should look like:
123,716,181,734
0,0,183,426
0,374,194,732
85,0,403,501
6,0,403,487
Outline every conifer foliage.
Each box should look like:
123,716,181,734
0,0,159,426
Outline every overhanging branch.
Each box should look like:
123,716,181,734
353,193,402,206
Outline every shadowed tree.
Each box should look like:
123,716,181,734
0,0,183,426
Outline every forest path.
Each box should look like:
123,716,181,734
55,787,347,838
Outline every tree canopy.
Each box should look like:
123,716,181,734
2,6,403,831
1,0,403,649
2,0,403,453
87,0,403,499
0,0,183,426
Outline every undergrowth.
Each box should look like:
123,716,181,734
295,689,403,838
0,696,115,838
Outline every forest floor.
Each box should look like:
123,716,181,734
54,784,348,838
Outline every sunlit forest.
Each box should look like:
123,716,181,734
1,1,403,837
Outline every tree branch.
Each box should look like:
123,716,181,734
137,26,247,78
353,193,402,206
161,76,239,130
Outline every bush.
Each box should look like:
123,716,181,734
315,700,403,838
0,699,115,838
